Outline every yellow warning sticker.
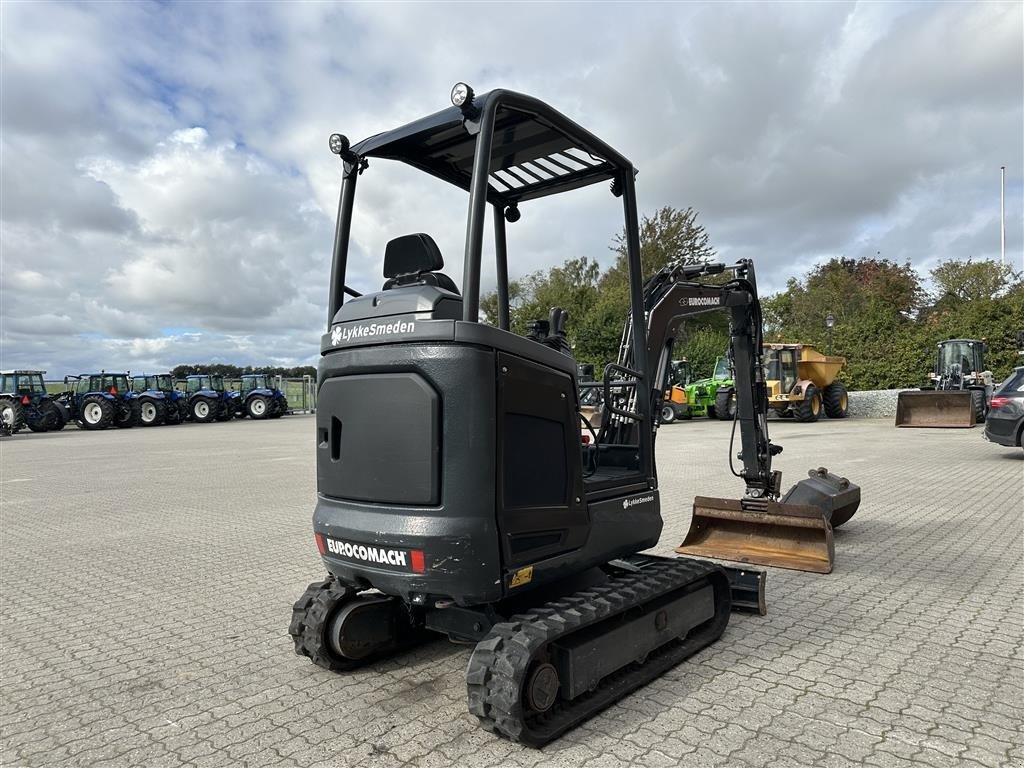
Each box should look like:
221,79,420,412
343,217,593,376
510,566,534,588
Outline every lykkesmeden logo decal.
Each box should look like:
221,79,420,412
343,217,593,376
331,321,416,345
622,494,655,509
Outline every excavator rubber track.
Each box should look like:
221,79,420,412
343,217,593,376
466,557,730,747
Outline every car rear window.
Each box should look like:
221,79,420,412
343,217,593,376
997,369,1024,394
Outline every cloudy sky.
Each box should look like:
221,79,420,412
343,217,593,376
2,1,1021,376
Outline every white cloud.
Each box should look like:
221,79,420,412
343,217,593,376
1,1,1021,375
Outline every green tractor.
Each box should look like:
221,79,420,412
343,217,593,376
684,355,735,419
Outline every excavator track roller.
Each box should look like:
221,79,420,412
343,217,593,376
466,557,731,747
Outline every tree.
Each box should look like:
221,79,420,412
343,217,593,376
170,364,316,379
763,256,1024,389
765,257,924,340
603,206,716,290
587,206,718,367
762,257,926,389
480,257,602,339
929,258,1018,303
920,271,1024,382
479,206,717,368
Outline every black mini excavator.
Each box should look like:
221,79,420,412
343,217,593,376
290,85,860,746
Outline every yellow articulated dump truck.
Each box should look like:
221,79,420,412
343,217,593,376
763,343,849,422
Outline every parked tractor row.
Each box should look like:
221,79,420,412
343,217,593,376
0,370,289,435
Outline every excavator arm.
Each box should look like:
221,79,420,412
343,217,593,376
640,259,780,498
607,258,861,573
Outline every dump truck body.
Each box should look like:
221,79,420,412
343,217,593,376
764,344,849,422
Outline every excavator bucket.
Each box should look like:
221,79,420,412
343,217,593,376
780,468,861,528
677,469,860,574
894,390,974,428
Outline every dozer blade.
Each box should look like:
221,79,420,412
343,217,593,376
895,390,974,428
677,497,835,573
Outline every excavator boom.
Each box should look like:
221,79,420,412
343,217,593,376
606,259,861,573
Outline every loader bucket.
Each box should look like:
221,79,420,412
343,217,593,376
677,469,862,573
894,390,974,428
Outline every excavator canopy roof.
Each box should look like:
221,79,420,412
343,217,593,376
350,90,630,205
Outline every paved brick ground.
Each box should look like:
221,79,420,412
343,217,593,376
1,416,1021,767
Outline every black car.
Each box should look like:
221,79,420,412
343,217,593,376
984,365,1024,450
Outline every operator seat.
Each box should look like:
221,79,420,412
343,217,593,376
382,233,460,295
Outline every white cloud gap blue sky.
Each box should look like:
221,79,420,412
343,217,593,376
1,1,1021,376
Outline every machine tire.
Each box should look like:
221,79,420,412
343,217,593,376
0,396,26,434
27,402,59,432
164,402,181,425
215,400,233,421
659,404,676,424
715,388,736,420
248,395,270,420
116,399,141,428
138,398,166,427
970,389,985,424
823,382,849,419
52,402,69,430
79,395,114,430
706,405,717,419
270,396,288,418
289,577,359,672
792,385,821,423
191,396,217,423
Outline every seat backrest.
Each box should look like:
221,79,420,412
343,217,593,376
382,233,459,294
384,233,443,279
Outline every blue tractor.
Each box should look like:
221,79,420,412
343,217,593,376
232,373,289,419
60,373,141,430
184,374,234,423
0,370,69,433
131,373,188,425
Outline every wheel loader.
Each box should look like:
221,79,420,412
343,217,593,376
895,339,993,428
290,85,860,747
